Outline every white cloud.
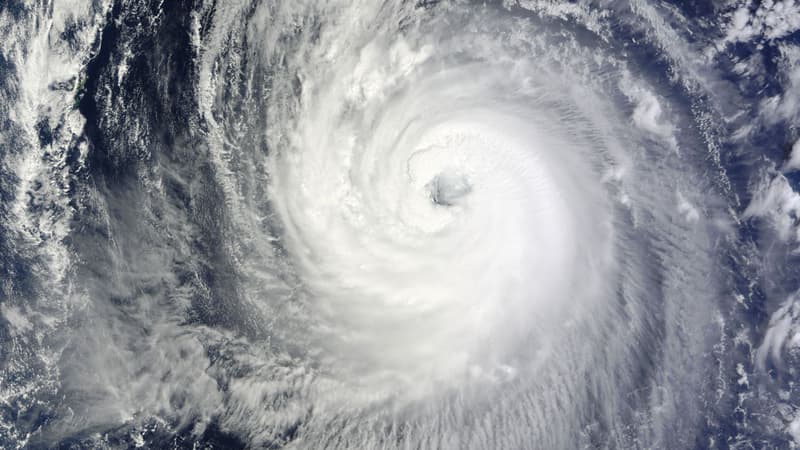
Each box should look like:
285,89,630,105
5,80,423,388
724,0,800,43
0,305,33,334
757,291,800,371
790,413,800,446
677,191,701,223
783,139,800,172
760,44,800,125
619,77,680,152
743,173,800,243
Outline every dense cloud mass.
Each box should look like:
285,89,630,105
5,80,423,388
1,0,800,448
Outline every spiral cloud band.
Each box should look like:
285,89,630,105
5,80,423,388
2,0,800,448
273,29,618,390
210,2,712,446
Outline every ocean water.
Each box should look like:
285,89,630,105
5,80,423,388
1,1,800,448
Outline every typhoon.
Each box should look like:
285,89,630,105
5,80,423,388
2,0,800,449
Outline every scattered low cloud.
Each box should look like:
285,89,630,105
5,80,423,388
725,0,800,43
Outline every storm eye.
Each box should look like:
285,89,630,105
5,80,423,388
427,173,472,207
